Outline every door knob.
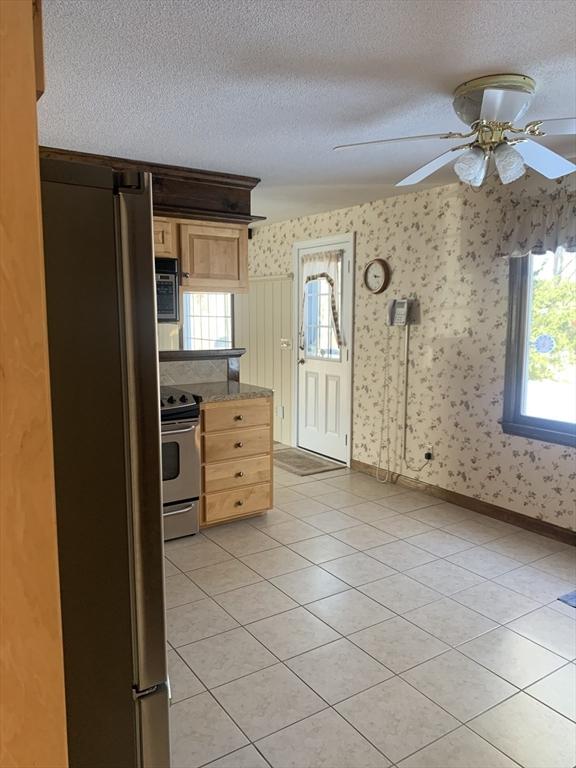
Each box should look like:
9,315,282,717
182,272,190,278
298,358,306,365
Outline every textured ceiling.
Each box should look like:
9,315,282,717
39,0,576,224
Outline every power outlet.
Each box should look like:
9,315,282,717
424,444,433,461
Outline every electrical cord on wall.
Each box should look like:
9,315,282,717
401,323,430,473
377,319,429,482
376,323,391,483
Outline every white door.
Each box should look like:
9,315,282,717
294,235,354,463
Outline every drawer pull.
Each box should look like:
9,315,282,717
234,500,245,507
235,471,245,478
234,441,244,448
234,414,244,421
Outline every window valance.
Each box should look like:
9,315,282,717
498,190,576,258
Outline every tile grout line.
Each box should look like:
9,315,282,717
168,538,572,693
166,473,575,765
167,526,572,662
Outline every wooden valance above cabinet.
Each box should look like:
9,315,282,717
39,146,263,225
155,217,248,292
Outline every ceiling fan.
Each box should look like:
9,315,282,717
334,74,576,188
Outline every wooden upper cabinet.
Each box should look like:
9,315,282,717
153,217,177,257
180,220,248,292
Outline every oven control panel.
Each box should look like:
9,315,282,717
160,386,202,421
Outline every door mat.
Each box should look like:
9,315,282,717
274,447,344,476
558,591,576,608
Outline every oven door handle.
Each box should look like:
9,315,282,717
164,503,195,517
162,425,196,436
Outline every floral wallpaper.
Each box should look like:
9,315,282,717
249,174,576,530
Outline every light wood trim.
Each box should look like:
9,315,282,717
204,454,271,493
0,1,68,765
180,220,245,238
203,397,271,433
204,425,270,463
204,483,272,524
32,0,44,99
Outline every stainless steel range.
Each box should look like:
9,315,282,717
160,386,202,540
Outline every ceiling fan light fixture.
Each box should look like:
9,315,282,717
453,147,488,187
494,142,526,184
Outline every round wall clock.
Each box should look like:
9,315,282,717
363,258,391,294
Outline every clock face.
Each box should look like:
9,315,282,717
363,259,390,294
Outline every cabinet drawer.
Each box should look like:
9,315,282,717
203,398,271,433
153,218,177,256
204,455,271,493
204,483,271,524
204,426,270,463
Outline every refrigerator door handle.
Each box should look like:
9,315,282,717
116,172,171,766
117,173,167,690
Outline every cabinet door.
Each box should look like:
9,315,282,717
180,221,248,292
153,218,177,257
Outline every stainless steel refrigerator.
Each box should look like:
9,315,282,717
41,158,170,767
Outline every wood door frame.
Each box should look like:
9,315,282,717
1,1,68,764
292,233,355,465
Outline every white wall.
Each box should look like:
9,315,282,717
249,174,576,530
234,276,294,445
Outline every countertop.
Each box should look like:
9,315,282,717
190,381,273,403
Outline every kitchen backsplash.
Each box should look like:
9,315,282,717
249,173,576,530
159,359,227,386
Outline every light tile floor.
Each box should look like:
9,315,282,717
164,468,576,768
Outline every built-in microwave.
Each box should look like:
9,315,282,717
155,257,179,322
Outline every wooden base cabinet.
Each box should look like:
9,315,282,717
201,397,273,526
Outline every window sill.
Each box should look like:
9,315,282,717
502,420,576,448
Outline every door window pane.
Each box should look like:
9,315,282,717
304,277,341,361
522,249,576,424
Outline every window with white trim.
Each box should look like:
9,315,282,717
182,292,233,350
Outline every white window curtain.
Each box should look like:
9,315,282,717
298,249,343,350
498,190,576,258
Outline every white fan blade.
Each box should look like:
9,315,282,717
333,133,458,151
536,117,576,136
514,139,576,179
396,147,468,186
480,88,531,123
